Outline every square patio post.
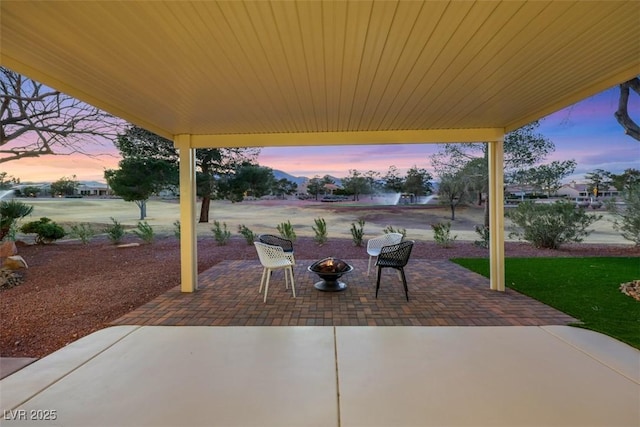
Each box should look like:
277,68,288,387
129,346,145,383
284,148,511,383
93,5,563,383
488,138,505,291
175,134,198,292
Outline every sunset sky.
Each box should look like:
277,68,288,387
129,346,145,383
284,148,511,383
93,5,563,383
4,86,639,184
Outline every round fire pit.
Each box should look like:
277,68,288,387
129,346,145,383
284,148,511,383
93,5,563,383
308,257,354,292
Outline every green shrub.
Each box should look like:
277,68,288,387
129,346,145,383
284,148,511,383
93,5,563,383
474,225,490,248
104,217,126,244
69,223,95,245
20,217,66,244
431,222,457,248
0,199,33,241
350,219,365,247
133,221,155,244
312,217,328,245
276,220,296,241
507,201,601,249
173,220,181,239
238,224,256,245
212,220,231,245
606,184,640,246
383,225,407,239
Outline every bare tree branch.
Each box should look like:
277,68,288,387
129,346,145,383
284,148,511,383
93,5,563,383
615,77,640,142
0,67,124,163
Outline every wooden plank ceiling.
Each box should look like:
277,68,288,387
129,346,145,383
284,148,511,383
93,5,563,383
1,1,639,143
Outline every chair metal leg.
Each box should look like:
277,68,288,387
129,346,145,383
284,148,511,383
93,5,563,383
375,266,382,298
399,268,409,301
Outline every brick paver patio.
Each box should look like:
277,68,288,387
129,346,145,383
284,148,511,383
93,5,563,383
112,259,576,327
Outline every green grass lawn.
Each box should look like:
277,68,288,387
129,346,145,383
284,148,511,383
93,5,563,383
452,257,640,349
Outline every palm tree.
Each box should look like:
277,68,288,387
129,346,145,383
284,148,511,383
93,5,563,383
0,199,34,240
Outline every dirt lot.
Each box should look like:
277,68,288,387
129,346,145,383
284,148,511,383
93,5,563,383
1,198,637,358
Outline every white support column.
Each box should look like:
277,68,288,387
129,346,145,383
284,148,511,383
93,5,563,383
488,139,505,291
175,134,198,293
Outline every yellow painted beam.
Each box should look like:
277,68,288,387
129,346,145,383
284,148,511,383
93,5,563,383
175,135,198,293
488,139,505,292
188,128,505,148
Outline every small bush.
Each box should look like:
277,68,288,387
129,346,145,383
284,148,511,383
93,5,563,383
133,221,155,244
474,225,490,248
212,220,231,245
350,219,365,247
0,199,34,241
312,217,328,245
104,217,126,244
507,201,601,249
383,225,407,239
238,224,256,245
173,220,181,239
69,223,95,245
276,220,296,241
20,217,66,244
431,222,457,248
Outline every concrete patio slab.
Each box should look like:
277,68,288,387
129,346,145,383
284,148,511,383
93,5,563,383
336,326,639,427
1,325,638,426
1,326,338,427
0,358,37,380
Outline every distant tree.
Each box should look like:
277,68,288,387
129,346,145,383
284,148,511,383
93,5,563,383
0,172,19,190
438,172,472,220
219,164,274,202
0,67,122,163
584,169,613,198
431,121,554,226
610,168,640,191
342,169,368,201
383,165,404,193
521,160,577,197
306,175,334,200
114,125,259,222
403,165,433,197
272,178,297,199
364,170,381,199
306,176,323,200
20,186,41,197
615,76,639,141
50,175,79,197
104,158,178,219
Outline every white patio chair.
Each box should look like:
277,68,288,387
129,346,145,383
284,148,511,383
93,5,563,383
254,241,296,303
366,232,403,276
258,234,295,267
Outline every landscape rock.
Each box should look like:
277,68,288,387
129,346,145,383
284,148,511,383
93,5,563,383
0,241,17,258
4,255,28,270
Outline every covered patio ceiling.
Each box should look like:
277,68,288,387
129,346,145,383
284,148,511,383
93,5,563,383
2,1,639,293
2,1,639,145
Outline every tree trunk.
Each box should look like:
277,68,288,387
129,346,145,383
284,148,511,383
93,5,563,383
450,204,456,221
199,197,211,223
135,200,147,220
